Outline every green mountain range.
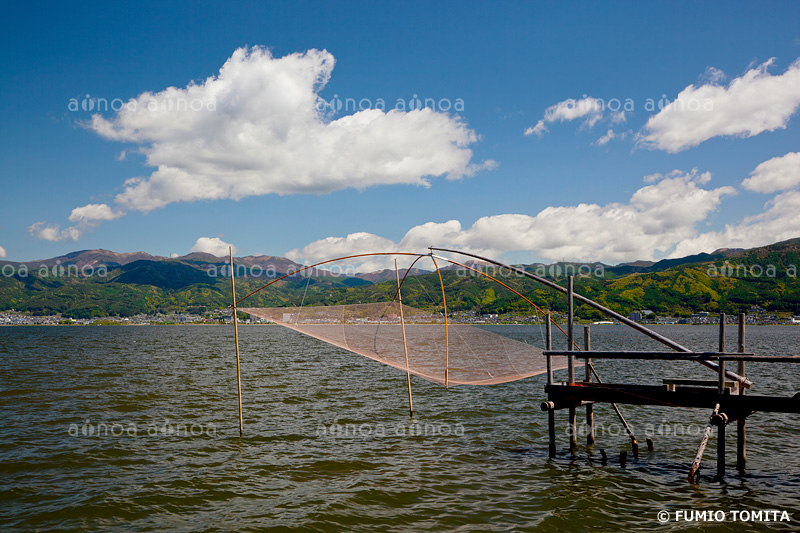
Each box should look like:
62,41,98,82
2,239,800,319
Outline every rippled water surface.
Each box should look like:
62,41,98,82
1,324,799,531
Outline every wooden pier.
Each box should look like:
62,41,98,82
542,278,800,482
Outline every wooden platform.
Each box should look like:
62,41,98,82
543,381,800,422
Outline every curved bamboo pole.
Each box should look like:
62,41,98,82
232,252,425,307
429,247,751,388
429,254,579,350
430,256,450,388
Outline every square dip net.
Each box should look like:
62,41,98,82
241,302,567,386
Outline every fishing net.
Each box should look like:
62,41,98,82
241,302,567,386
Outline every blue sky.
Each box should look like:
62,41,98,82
1,1,799,270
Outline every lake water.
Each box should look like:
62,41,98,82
1,324,799,531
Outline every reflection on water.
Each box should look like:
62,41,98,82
1,325,798,531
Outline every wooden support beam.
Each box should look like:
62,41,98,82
546,314,556,458
567,277,576,454
585,325,594,446
737,313,747,473
544,351,798,363
545,382,800,414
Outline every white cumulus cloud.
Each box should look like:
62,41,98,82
87,46,492,213
640,58,800,152
286,232,401,272
595,129,616,146
289,169,736,270
0,245,6,258
669,152,800,256
741,152,800,193
191,237,237,257
526,96,623,137
524,120,548,137
30,203,122,242
68,203,123,222
28,222,82,242
668,190,800,257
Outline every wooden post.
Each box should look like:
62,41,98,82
717,313,727,477
229,247,244,437
567,276,576,454
737,313,747,472
584,325,594,446
546,314,553,385
395,260,413,418
567,276,575,382
717,360,726,478
546,314,556,458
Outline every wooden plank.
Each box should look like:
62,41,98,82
545,383,800,414
544,351,799,363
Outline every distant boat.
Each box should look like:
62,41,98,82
592,320,614,325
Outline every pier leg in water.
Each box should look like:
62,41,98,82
546,315,556,458
737,313,747,473
567,276,577,454
716,359,726,479
585,325,594,446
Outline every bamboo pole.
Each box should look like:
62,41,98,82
395,260,413,418
688,403,721,482
430,256,450,388
229,247,244,437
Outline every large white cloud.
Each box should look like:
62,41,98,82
289,169,735,270
639,58,800,152
88,46,493,213
0,245,6,258
741,152,800,193
191,237,237,257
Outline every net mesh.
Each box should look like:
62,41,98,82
241,302,567,386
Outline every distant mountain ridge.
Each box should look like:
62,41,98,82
1,237,799,318
10,249,304,272
2,239,798,281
